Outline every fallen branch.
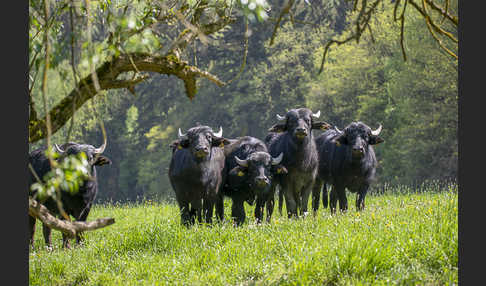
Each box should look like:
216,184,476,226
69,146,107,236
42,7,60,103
29,197,115,239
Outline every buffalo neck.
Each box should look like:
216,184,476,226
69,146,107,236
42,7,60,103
284,133,317,169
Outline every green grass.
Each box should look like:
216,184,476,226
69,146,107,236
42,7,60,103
29,187,458,285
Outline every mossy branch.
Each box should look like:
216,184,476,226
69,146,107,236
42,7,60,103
28,53,224,143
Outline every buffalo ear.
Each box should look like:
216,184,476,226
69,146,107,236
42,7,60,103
169,139,189,151
268,123,286,133
369,135,384,145
312,121,332,131
271,164,288,175
212,137,231,148
332,134,347,146
94,155,112,166
229,166,247,177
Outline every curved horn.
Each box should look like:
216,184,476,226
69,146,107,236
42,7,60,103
312,110,321,118
271,153,283,165
178,128,187,138
334,126,343,134
54,144,66,154
235,156,248,167
94,137,107,154
213,126,223,137
371,124,383,136
276,114,286,121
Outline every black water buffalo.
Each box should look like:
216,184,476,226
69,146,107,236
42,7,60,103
29,140,111,249
222,136,287,225
312,122,384,214
168,125,230,226
265,108,332,218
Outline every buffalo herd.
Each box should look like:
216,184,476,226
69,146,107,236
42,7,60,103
29,107,384,248
167,108,384,226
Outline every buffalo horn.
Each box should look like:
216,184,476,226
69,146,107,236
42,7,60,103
371,124,383,136
235,156,248,167
271,153,283,165
276,114,286,121
178,128,187,138
312,110,321,118
334,126,343,134
54,144,66,154
94,137,107,154
213,126,223,137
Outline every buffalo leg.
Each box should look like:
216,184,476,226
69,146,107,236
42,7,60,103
336,186,348,213
216,194,224,223
284,189,298,219
276,184,284,216
266,197,274,223
191,199,203,224
312,178,323,214
62,233,71,249
60,218,72,249
322,183,328,209
231,199,246,226
75,205,91,245
179,202,191,226
42,224,52,249
29,215,36,249
300,182,314,217
329,186,338,214
255,198,265,224
203,199,214,224
356,185,369,211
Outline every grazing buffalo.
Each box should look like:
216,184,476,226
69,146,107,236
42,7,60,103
168,125,230,226
265,108,332,218
29,140,112,249
312,122,384,214
222,136,287,225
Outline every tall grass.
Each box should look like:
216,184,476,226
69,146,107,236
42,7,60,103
29,185,458,285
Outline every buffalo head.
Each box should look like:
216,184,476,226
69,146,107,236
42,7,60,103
332,122,384,158
176,125,230,160
229,151,287,194
54,139,112,167
268,108,331,142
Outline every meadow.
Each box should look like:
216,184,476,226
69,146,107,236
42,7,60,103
29,185,458,285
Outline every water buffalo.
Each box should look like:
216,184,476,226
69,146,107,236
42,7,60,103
222,136,287,225
265,108,332,218
29,140,112,249
312,122,384,214
168,125,230,226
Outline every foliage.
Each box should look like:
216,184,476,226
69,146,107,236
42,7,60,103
308,2,457,184
29,186,458,285
30,149,91,202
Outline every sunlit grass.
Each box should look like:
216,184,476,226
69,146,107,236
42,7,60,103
29,186,457,285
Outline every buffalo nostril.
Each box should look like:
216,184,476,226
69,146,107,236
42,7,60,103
256,177,269,185
196,146,208,152
352,147,364,155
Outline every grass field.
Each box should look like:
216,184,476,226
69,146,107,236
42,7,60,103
29,185,458,285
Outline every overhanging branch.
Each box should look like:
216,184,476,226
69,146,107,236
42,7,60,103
29,52,224,143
